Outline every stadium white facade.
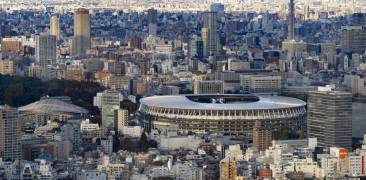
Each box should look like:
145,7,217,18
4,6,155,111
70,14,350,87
138,94,306,136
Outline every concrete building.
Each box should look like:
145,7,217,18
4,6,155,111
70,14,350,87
100,136,113,155
114,109,128,133
344,74,365,95
308,86,352,149
202,11,219,57
0,60,14,75
0,105,21,161
194,80,224,94
188,35,204,59
71,8,91,58
147,8,158,36
121,126,143,138
36,34,57,66
341,26,366,54
1,38,23,57
159,85,180,95
240,75,281,94
94,90,123,128
76,170,107,180
50,15,60,41
253,121,273,152
219,157,237,180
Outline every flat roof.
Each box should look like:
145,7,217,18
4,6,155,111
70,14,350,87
140,94,306,110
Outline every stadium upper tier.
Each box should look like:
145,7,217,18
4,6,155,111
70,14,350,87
138,94,307,135
139,94,306,110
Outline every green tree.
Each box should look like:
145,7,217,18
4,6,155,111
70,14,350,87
121,138,132,151
139,133,149,152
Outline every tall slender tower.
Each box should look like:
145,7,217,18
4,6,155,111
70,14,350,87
71,8,91,58
203,11,219,57
0,105,21,161
288,0,295,40
50,15,60,40
147,8,158,36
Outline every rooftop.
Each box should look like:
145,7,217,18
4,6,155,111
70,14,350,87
140,94,306,110
19,98,88,114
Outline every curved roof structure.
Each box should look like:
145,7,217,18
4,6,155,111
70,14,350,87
19,99,89,114
140,94,306,110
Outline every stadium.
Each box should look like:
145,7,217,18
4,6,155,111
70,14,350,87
138,94,306,136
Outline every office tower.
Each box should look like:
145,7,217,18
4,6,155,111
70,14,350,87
36,34,57,66
288,0,295,40
341,26,366,54
201,27,209,57
219,157,237,180
50,15,60,40
253,121,273,152
202,11,219,57
94,90,123,128
0,105,21,161
147,8,157,24
188,35,203,59
194,80,224,94
210,3,225,13
0,60,14,75
308,86,352,149
71,8,91,58
147,8,158,36
114,109,128,133
239,75,282,94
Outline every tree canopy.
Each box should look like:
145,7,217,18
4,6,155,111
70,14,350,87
0,75,104,115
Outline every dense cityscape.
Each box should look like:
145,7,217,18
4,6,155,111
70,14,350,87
0,0,366,179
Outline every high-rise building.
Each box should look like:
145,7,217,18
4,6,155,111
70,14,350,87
147,8,158,24
114,109,128,133
36,34,57,66
50,15,60,40
0,60,14,75
341,26,366,54
0,105,21,161
219,157,237,180
93,90,124,128
202,11,219,57
201,27,209,57
147,8,158,36
71,8,91,58
308,86,352,149
288,0,295,40
253,121,273,152
188,35,204,59
194,80,224,94
210,3,225,13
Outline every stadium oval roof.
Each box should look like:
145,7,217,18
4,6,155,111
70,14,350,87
19,99,88,114
140,94,306,110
